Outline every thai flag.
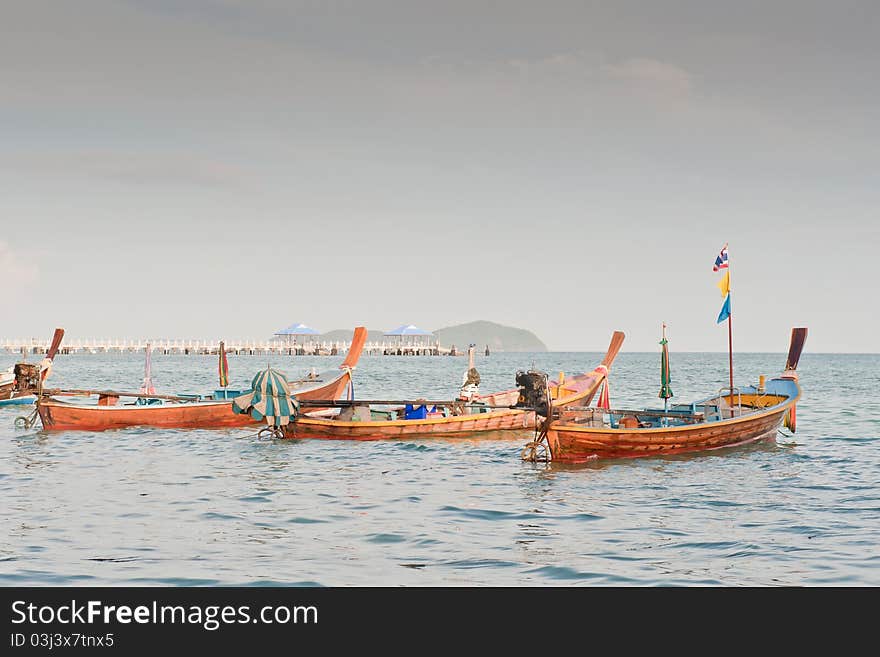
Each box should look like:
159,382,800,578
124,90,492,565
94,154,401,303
713,245,729,271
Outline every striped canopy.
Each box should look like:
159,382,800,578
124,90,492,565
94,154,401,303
232,367,299,427
218,341,229,388
659,332,673,400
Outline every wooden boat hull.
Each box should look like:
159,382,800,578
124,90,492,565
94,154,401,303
37,370,353,431
540,329,807,463
544,369,801,462
288,406,537,441
546,403,790,462
284,332,626,442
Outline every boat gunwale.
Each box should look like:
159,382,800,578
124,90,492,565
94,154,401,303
295,406,528,429
293,364,609,430
39,397,234,412
548,380,800,437
38,368,352,412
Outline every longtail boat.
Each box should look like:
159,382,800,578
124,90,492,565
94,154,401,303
35,327,367,431
283,331,625,441
525,328,806,463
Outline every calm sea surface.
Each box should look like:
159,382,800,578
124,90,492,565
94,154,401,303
1,351,877,586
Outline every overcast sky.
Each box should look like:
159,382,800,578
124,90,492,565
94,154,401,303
1,1,877,351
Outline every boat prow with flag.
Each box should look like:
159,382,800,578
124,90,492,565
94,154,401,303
524,327,807,463
523,243,807,463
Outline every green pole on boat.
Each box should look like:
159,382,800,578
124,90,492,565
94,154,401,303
659,323,673,426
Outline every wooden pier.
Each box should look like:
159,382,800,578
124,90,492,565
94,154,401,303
1,337,461,357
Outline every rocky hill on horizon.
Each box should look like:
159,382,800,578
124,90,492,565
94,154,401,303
433,320,547,352
319,320,546,352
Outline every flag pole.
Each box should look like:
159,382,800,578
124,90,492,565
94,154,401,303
662,322,668,427
728,310,734,391
727,246,733,394
662,323,668,416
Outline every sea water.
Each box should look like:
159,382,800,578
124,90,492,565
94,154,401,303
1,351,877,586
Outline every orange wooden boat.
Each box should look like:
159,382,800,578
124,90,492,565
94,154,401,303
527,328,807,463
284,331,625,441
36,327,367,431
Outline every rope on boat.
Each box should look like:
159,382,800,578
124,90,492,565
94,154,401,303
776,427,798,447
257,426,285,440
520,438,549,462
15,407,39,430
521,384,554,463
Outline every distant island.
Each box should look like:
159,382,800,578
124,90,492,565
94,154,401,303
321,320,547,352
433,321,546,352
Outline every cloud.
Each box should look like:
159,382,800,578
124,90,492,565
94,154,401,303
443,51,694,101
96,153,247,187
604,57,693,95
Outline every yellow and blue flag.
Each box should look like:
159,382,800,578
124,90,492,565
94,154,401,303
712,244,731,323
717,294,731,323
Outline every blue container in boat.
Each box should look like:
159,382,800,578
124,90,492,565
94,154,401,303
404,404,437,420
214,389,244,399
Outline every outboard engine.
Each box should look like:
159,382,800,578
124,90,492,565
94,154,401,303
13,362,40,394
515,370,550,417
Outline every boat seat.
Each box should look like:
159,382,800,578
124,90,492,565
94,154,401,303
703,404,721,422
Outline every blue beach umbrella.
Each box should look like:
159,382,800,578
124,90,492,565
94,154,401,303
232,367,299,428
